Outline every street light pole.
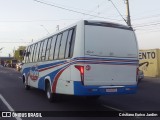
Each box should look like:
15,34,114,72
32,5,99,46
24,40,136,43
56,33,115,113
56,25,59,31
0,47,4,51
0,47,4,57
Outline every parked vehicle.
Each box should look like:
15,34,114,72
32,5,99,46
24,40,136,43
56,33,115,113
4,63,11,67
16,62,23,71
11,59,17,68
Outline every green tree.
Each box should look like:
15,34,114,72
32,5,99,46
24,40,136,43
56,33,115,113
14,46,26,62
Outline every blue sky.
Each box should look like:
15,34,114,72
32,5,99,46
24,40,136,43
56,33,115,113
0,0,160,56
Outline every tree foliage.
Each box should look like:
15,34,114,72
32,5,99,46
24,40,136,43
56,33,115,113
14,46,26,62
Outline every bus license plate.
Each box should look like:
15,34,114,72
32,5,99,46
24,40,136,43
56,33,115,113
106,88,117,92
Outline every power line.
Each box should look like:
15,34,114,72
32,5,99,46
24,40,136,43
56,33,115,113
133,20,160,27
135,26,160,31
108,0,127,25
87,0,107,19
33,0,121,21
41,0,100,14
134,22,160,28
132,19,160,30
136,29,160,34
89,0,106,14
0,19,79,23
88,0,125,20
133,14,160,21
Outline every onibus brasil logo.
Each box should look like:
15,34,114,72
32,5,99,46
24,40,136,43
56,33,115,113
29,65,39,81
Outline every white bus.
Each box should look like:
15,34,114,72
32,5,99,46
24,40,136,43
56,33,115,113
21,20,139,102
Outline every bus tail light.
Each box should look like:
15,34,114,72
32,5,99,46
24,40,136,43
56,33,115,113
75,65,84,85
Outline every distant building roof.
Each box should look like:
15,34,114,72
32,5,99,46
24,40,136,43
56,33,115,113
0,57,14,61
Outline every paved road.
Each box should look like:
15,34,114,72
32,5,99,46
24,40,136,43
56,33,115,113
0,67,160,120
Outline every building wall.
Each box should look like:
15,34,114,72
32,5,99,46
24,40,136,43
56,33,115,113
139,49,159,77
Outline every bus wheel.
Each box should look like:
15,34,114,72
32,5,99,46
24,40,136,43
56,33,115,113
46,83,54,102
24,80,30,90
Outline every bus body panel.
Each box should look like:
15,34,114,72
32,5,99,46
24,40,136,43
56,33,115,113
83,57,137,86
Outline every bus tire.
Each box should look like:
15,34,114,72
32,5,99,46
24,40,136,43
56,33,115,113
24,81,30,90
23,77,30,90
46,82,54,102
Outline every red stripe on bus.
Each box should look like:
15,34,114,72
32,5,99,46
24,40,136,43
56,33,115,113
52,66,70,93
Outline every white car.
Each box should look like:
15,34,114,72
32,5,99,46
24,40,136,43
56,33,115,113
16,62,23,71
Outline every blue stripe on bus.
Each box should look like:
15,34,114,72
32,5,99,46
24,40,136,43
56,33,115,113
73,81,137,96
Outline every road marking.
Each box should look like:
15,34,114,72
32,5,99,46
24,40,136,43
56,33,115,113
0,94,22,120
102,104,124,112
18,77,22,80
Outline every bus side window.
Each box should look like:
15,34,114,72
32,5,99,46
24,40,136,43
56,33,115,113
28,45,33,63
48,35,57,60
69,29,76,58
30,44,35,63
45,37,52,61
25,46,30,63
54,34,62,60
65,29,75,58
59,30,69,59
34,42,41,62
32,43,38,62
38,41,44,62
41,39,48,61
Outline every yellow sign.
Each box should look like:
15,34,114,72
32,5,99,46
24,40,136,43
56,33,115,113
139,49,159,77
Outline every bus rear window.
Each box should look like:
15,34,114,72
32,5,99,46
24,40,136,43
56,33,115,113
85,25,138,58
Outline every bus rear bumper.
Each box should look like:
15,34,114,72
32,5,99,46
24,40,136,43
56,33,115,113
73,81,137,96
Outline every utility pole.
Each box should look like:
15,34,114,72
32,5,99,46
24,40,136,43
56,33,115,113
108,0,131,26
126,0,131,26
